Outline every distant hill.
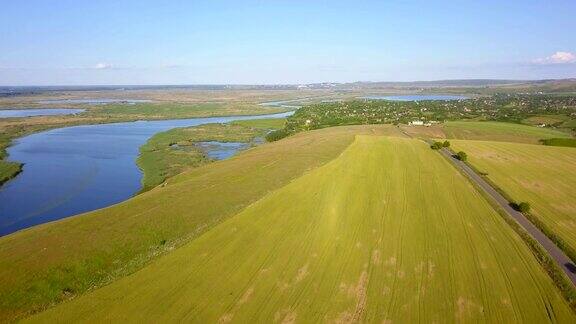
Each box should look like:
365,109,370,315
1,78,575,94
348,79,528,87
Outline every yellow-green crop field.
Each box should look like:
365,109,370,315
401,121,572,144
452,140,576,259
443,121,571,144
27,136,574,323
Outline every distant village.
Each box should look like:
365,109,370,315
282,94,576,134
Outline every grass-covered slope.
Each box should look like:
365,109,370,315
452,140,576,260
28,136,574,323
0,125,402,322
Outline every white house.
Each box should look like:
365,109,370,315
409,120,424,126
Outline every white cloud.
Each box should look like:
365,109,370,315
94,62,114,69
533,51,576,64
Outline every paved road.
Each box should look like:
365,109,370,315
438,147,576,286
397,127,576,285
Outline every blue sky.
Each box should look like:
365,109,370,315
1,0,575,85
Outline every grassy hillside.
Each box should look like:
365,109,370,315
0,125,402,322
452,140,576,260
27,136,574,323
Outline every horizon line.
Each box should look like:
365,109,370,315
1,77,575,89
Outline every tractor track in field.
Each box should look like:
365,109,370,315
397,126,576,286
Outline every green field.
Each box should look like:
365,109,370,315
452,140,576,260
26,136,574,323
541,138,576,147
563,119,576,128
522,115,571,126
0,134,22,186
0,125,401,322
522,115,576,131
401,121,573,145
0,160,21,185
443,121,571,144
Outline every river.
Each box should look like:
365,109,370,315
0,111,292,236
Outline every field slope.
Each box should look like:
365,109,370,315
28,136,574,323
402,121,572,144
452,140,576,260
443,121,571,144
0,125,401,322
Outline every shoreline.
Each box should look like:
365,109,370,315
0,105,294,189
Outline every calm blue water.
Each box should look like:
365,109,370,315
259,98,306,109
361,95,468,101
0,111,292,236
197,141,248,160
37,99,151,105
0,108,85,118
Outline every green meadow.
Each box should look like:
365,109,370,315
0,134,22,185
0,160,21,185
541,138,576,147
522,115,572,126
26,136,574,323
452,140,576,261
